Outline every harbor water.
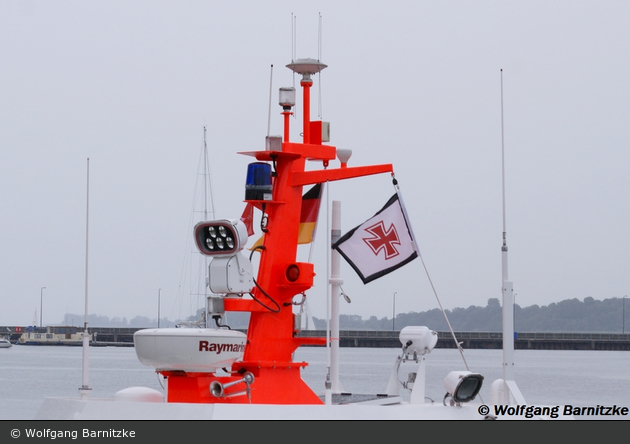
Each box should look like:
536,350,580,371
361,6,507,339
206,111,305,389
0,345,628,420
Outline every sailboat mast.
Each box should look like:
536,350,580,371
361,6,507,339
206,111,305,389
202,126,216,326
203,127,209,326
203,126,209,221
202,126,216,220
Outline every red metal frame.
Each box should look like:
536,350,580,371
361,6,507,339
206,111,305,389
161,64,394,404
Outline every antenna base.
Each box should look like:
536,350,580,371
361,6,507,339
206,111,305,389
286,58,327,75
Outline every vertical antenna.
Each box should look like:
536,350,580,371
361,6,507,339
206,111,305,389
79,158,91,399
291,13,296,62
267,65,274,136
291,14,297,119
293,13,297,61
499,69,525,404
318,12,322,61
318,13,323,119
500,69,508,279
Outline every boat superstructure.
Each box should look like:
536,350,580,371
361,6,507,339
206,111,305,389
133,57,401,406
33,56,569,420
18,326,92,346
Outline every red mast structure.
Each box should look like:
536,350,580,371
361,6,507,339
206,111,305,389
161,58,393,404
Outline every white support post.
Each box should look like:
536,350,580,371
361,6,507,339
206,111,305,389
330,200,344,394
409,357,427,404
501,279,514,404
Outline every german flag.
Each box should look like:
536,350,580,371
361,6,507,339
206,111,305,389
297,183,322,244
240,202,255,236
249,183,322,249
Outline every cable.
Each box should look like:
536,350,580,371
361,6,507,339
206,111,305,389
391,175,484,404
248,282,281,313
247,245,281,313
212,315,231,330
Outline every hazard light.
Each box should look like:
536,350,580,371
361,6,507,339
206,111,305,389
286,264,300,282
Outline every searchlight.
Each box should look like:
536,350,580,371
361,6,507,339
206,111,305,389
443,371,484,405
194,219,253,295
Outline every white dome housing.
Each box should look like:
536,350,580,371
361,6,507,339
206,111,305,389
134,328,246,373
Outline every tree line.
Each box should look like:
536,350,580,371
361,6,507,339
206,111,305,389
59,296,628,333
312,296,628,333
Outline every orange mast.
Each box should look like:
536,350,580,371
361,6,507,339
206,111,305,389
162,58,393,405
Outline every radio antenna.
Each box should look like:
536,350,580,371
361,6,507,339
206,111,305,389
499,68,526,405
79,158,91,400
291,13,297,121
318,13,323,119
501,69,507,260
267,65,273,136
318,12,322,61
291,13,296,62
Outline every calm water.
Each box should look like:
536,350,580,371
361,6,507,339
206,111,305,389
0,345,628,420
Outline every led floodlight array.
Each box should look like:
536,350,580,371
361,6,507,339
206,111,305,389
194,219,253,295
194,219,249,257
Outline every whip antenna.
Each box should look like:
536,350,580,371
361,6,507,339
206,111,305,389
79,158,91,400
318,12,322,61
318,13,323,119
291,13,297,62
501,69,508,263
499,69,526,405
267,65,273,136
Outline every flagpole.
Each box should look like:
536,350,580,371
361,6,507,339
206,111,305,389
324,181,332,405
330,200,344,393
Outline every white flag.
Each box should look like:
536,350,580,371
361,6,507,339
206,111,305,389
332,193,418,284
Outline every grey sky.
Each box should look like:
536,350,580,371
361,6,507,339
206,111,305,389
1,1,628,327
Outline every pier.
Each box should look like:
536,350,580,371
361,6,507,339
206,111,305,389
297,330,630,351
3,326,629,350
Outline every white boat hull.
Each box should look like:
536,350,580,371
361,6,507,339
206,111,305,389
35,397,526,421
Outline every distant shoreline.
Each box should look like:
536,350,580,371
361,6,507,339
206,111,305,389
4,327,628,350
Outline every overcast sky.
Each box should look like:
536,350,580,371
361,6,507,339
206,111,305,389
1,1,628,328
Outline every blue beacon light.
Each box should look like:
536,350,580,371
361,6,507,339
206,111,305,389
245,162,272,201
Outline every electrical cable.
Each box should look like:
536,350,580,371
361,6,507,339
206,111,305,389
247,245,281,313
